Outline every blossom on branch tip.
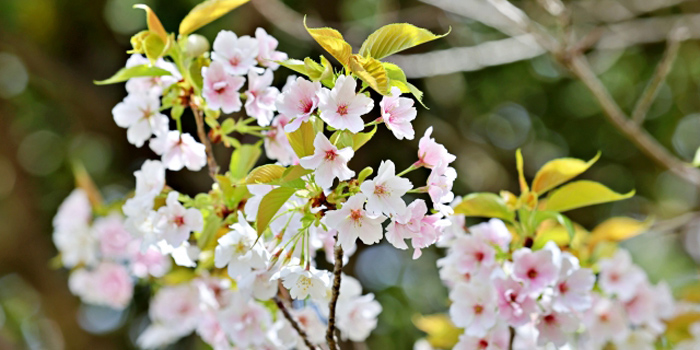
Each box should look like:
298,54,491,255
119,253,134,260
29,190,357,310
276,265,330,300
112,93,169,148
299,132,355,189
212,30,259,76
150,131,207,171
324,193,386,250
154,191,204,248
276,77,321,132
317,75,374,133
360,160,412,217
214,212,270,278
380,86,417,140
202,60,245,114
255,27,287,70
245,69,279,126
417,126,456,168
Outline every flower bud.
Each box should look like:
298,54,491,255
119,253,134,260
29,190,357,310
185,34,210,57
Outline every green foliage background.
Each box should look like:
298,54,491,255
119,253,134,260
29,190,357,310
0,0,699,349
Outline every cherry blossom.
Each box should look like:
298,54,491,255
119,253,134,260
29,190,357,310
427,160,457,210
380,86,417,140
469,218,512,251
494,276,537,327
263,113,297,165
214,212,270,278
299,132,355,189
276,77,321,132
139,283,201,347
336,293,382,341
52,189,98,268
598,249,647,302
211,30,259,75
451,234,497,275
245,69,279,126
69,262,134,309
125,54,181,96
219,293,271,347
453,322,509,350
551,253,595,312
112,93,169,147
52,188,92,233
202,60,245,113
535,310,579,346
150,131,207,171
512,244,559,294
324,193,386,250
154,191,204,247
416,126,456,168
360,160,412,217
449,282,498,336
276,265,331,300
255,27,287,70
130,246,171,278
93,214,133,259
317,75,374,133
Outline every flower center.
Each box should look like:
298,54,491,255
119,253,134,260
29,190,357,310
475,251,485,262
527,268,538,279
229,56,241,67
173,215,185,227
301,99,314,114
558,282,569,294
213,81,228,93
478,339,489,349
374,184,387,196
325,150,338,161
350,209,362,221
297,276,313,290
337,104,348,116
544,314,556,324
473,304,484,315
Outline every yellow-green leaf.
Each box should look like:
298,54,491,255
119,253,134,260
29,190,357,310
358,23,449,60
256,187,297,235
286,121,316,158
94,64,172,85
454,193,515,221
134,4,168,43
245,164,286,185
516,149,529,194
281,165,312,182
303,17,352,67
588,217,651,247
229,144,261,180
71,160,103,209
349,54,389,95
352,125,376,151
277,58,308,75
179,0,250,35
544,180,634,212
143,32,168,63
532,152,600,194
412,313,460,349
383,62,427,108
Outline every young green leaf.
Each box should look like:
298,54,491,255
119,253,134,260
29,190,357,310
303,17,352,67
179,0,251,35
286,121,316,158
255,187,297,235
229,144,261,180
532,152,600,194
94,64,172,85
358,23,449,60
588,217,651,248
245,164,286,184
197,214,223,249
533,211,576,243
516,149,529,194
134,4,168,43
453,193,515,221
352,125,376,151
349,55,389,95
544,180,634,212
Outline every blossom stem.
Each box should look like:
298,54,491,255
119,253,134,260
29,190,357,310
190,102,220,180
397,164,419,177
326,240,344,350
274,296,318,350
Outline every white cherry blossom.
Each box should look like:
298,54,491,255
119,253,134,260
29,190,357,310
212,30,259,75
214,212,270,278
245,69,279,126
150,131,207,171
360,160,412,217
276,77,321,132
112,93,169,147
317,75,374,133
324,193,386,250
380,86,417,140
154,191,204,247
299,132,355,189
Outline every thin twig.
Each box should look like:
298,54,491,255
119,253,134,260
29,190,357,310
561,53,700,186
274,296,318,350
190,103,219,180
632,28,686,124
326,242,344,350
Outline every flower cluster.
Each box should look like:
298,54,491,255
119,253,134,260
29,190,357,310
433,214,684,350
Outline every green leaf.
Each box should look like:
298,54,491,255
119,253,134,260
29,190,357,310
303,17,352,67
358,23,449,60
693,147,700,167
286,121,316,158
516,149,529,194
229,144,261,180
532,152,600,194
348,54,389,95
534,211,575,243
143,32,168,63
94,64,172,85
330,130,354,149
256,187,297,235
588,217,651,247
245,164,286,184
352,125,376,151
453,193,515,221
545,180,635,212
277,58,308,75
134,4,168,43
179,0,250,35
197,213,223,249
281,165,312,182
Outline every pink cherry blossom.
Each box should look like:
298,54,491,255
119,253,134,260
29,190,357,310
112,93,169,147
202,60,245,113
449,282,498,336
150,131,207,171
598,249,647,302
451,235,497,275
552,253,595,312
155,191,204,247
317,75,374,133
299,132,355,189
583,297,630,344
494,276,537,327
69,262,134,309
386,199,426,250
453,322,509,350
125,54,181,96
360,160,412,217
255,27,287,69
212,30,259,75
276,77,321,132
263,113,298,165
427,160,457,210
94,214,133,259
416,126,456,168
336,293,382,342
469,218,512,251
324,193,386,250
219,294,271,347
130,246,171,278
245,69,279,126
512,245,559,294
380,86,417,140
536,310,580,346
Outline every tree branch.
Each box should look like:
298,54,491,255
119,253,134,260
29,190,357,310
562,53,700,186
274,296,318,350
326,242,344,350
632,28,686,124
190,103,219,180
